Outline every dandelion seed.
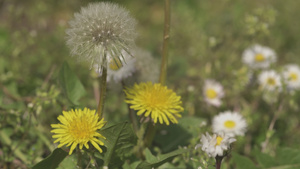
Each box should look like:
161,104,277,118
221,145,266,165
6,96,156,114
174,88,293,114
124,82,184,125
51,108,106,155
66,2,137,67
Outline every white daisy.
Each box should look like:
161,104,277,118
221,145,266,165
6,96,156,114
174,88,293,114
242,44,276,69
212,111,247,136
195,132,236,157
203,79,224,107
258,70,282,91
95,51,136,83
282,64,300,90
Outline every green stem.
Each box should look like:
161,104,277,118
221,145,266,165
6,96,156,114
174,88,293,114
143,0,171,150
143,123,157,148
122,80,139,133
97,53,107,118
159,0,171,85
215,156,223,169
77,148,83,169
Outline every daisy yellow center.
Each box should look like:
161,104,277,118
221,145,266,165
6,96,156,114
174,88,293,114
206,88,217,99
224,120,236,129
255,53,265,62
109,59,122,70
267,78,276,86
289,72,298,81
216,136,223,146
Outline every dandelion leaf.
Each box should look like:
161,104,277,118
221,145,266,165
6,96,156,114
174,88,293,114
58,62,86,105
101,122,137,168
32,148,68,169
136,148,188,169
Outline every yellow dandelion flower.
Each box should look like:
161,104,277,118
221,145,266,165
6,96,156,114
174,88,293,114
51,108,106,155
124,82,184,125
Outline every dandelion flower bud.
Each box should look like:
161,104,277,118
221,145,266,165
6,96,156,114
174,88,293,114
66,2,137,68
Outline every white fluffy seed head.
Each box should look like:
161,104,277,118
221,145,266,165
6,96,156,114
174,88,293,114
66,2,137,67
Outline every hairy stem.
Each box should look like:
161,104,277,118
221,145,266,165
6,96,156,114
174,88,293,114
97,53,107,118
143,123,156,148
159,0,171,85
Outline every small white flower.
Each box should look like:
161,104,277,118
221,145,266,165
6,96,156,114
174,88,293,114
242,44,276,69
212,111,247,136
95,51,136,83
195,132,236,157
258,70,282,91
203,79,224,107
282,64,300,90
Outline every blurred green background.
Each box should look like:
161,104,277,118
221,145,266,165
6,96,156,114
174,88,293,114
1,0,300,168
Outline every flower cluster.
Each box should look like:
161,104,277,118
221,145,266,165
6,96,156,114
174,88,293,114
242,44,300,93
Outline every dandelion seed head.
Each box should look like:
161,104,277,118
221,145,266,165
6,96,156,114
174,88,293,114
66,2,137,67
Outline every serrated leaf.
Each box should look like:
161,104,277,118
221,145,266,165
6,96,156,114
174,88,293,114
58,62,86,105
136,148,188,169
232,152,259,169
101,122,137,168
32,148,68,169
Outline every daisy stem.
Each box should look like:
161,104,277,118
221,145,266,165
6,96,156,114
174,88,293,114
261,99,284,152
215,156,223,169
159,0,171,85
97,53,108,118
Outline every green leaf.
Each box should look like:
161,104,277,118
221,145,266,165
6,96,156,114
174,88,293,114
136,148,188,169
231,152,259,169
254,148,277,168
58,62,86,105
57,155,77,169
155,117,205,152
32,148,68,169
101,122,137,168
276,148,300,166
